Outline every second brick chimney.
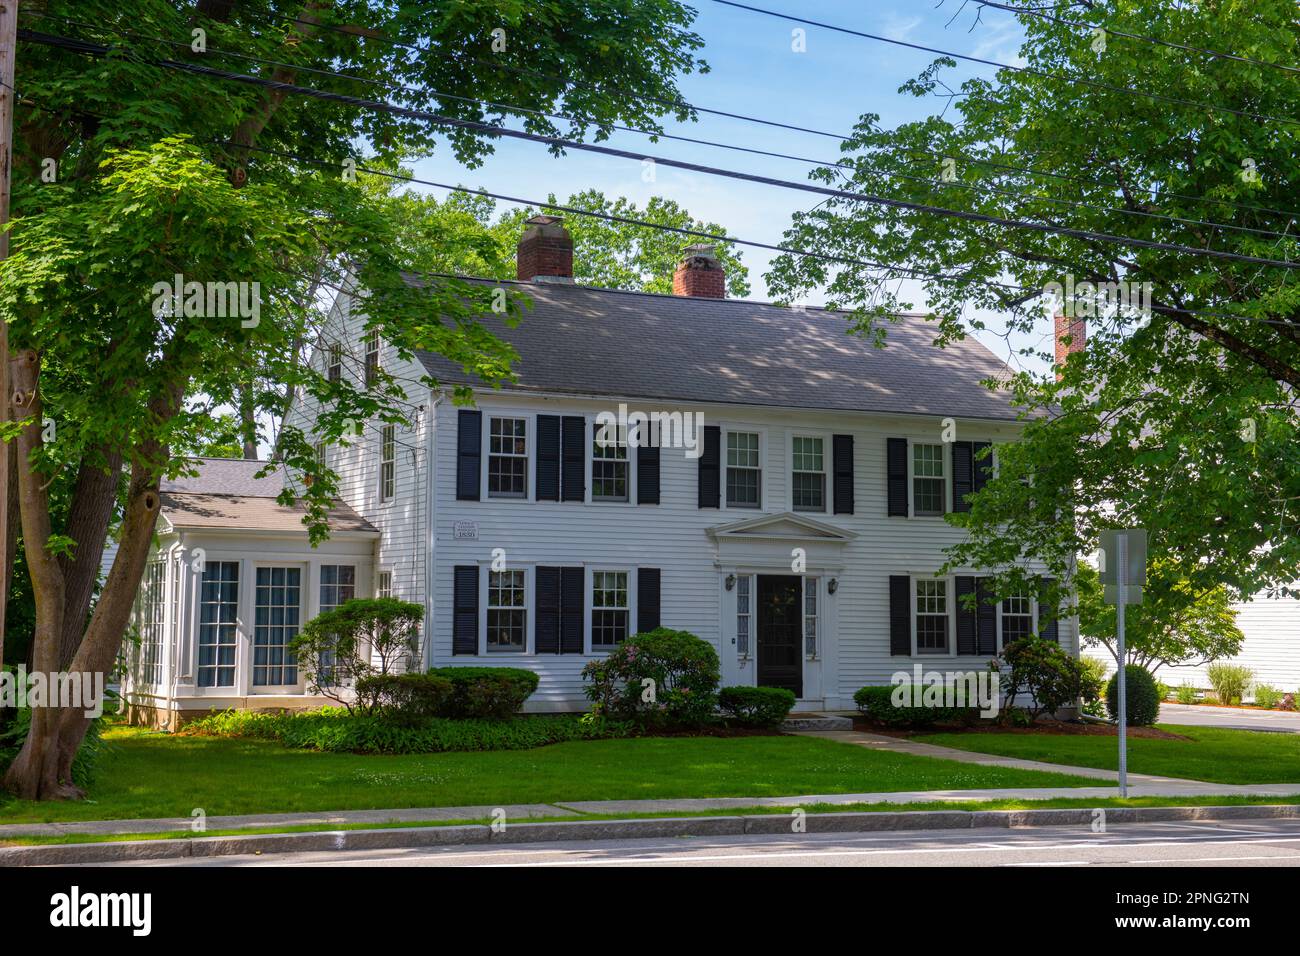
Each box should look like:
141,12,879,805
1054,313,1087,380
672,244,726,298
516,214,573,282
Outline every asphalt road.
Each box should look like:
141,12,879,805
100,818,1300,867
1161,703,1300,733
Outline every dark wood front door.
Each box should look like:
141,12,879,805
757,575,802,697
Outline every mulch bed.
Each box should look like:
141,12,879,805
853,717,1189,741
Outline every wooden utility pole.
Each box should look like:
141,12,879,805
0,0,18,664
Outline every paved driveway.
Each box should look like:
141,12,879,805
1162,702,1300,733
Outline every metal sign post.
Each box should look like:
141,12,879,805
1100,528,1146,799
1115,534,1127,797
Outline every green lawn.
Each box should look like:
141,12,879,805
0,726,1098,824
918,725,1300,785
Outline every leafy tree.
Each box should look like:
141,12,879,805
1075,561,1244,672
765,0,1300,601
2,0,707,799
290,597,424,713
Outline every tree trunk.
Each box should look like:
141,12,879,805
1,446,16,666
238,381,258,459
55,448,123,669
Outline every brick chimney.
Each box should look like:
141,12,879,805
1054,313,1086,380
672,244,726,298
516,214,573,282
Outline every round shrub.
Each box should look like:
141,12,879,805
427,667,540,719
582,628,720,729
1105,665,1161,726
718,686,796,728
853,684,977,728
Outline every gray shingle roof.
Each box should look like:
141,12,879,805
413,279,1018,421
161,459,377,534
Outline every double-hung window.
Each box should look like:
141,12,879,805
912,443,946,515
487,570,527,652
197,561,239,688
377,570,393,599
314,441,327,468
364,331,380,386
380,425,395,501
1001,591,1034,647
319,565,355,614
488,416,527,498
592,424,629,501
327,342,342,383
915,579,949,654
726,431,760,507
791,436,825,511
592,571,629,647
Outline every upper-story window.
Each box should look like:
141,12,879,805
912,443,946,516
1001,591,1034,647
377,570,393,599
364,331,380,386
314,441,327,468
380,425,395,501
488,416,527,498
487,569,526,652
327,342,342,383
726,431,760,507
592,571,630,648
791,435,825,512
915,578,949,654
592,424,629,502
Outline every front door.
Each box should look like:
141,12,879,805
757,575,802,697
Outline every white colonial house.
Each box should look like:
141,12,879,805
122,217,1076,727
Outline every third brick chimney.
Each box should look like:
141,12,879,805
516,214,573,282
672,244,726,298
1054,313,1086,380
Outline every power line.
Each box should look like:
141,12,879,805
229,4,1300,223
28,8,1294,244
712,0,1300,129
24,28,1299,273
973,0,1300,76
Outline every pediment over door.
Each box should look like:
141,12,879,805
706,511,857,543
706,511,854,571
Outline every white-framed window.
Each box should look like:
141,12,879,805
736,574,751,658
380,425,395,501
137,561,166,686
319,565,356,614
915,578,949,654
327,342,342,383
377,570,393,599
314,440,327,467
487,569,527,652
912,443,946,516
592,424,629,502
197,561,239,688
1000,590,1034,648
253,566,302,686
726,431,761,507
364,331,380,386
488,416,528,498
592,571,629,647
804,578,818,659
791,435,825,512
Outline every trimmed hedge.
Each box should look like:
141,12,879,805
355,673,453,724
183,707,629,754
426,667,540,719
854,684,979,728
1105,665,1161,726
718,686,796,728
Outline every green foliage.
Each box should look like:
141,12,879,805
1177,683,1199,705
1207,663,1254,706
290,598,424,711
852,685,978,728
183,708,629,755
1105,666,1161,726
992,636,1102,722
717,686,795,728
354,673,453,725
582,628,720,729
0,709,108,789
1254,684,1283,709
426,667,540,719
1079,657,1110,717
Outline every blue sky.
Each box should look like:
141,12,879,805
409,0,1048,374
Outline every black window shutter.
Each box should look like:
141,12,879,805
976,577,998,655
698,425,721,508
1038,576,1059,643
560,567,584,653
535,567,561,654
560,416,585,502
832,434,855,515
637,444,660,504
973,441,993,495
886,438,908,516
536,414,560,501
638,567,661,633
888,575,912,655
951,441,973,513
452,565,479,655
955,576,977,655
455,410,482,501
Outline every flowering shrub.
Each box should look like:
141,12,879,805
582,628,720,729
